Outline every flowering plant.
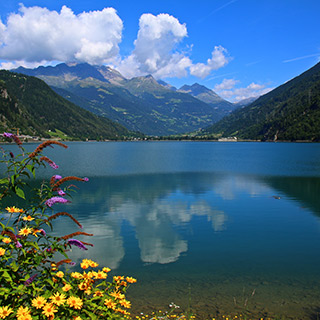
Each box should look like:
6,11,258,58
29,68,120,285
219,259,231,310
0,134,136,320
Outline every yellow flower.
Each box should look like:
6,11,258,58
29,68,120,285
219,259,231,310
126,277,137,283
94,271,107,280
104,298,116,310
103,267,111,273
56,271,64,278
110,291,125,300
71,272,83,279
120,299,132,309
74,317,83,320
16,306,31,319
22,215,34,221
0,248,5,256
32,296,47,309
88,260,99,267
93,290,104,297
0,306,13,318
18,227,33,236
42,303,57,318
67,296,83,309
80,261,89,269
2,237,11,244
50,292,66,306
62,283,72,292
78,282,88,291
5,206,24,213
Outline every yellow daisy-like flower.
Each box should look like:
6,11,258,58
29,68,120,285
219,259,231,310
74,317,83,320
120,299,132,309
2,237,11,244
67,296,83,309
56,271,64,278
93,290,104,297
110,291,125,300
62,283,72,292
42,303,57,318
103,267,111,273
32,296,47,309
16,306,31,318
71,272,83,279
5,206,24,213
50,292,66,306
22,215,34,221
0,248,6,256
0,306,13,318
18,227,33,237
104,298,116,310
80,261,89,269
94,271,107,280
126,277,137,283
88,260,99,268
78,282,88,291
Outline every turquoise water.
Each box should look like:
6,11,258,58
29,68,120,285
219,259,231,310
2,141,320,319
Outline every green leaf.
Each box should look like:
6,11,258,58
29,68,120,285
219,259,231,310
15,187,25,199
0,178,8,184
26,164,36,178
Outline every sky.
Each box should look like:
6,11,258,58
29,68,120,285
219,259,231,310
0,0,319,102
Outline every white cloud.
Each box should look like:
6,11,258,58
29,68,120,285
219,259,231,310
117,13,193,79
0,5,123,65
190,46,230,78
0,5,230,80
214,78,274,102
214,78,239,91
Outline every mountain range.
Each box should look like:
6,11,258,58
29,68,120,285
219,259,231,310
0,70,134,140
203,61,320,141
14,63,236,135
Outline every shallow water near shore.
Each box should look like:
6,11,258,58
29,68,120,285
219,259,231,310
4,141,320,319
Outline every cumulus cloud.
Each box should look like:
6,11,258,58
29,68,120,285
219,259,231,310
0,5,230,79
117,13,193,79
189,46,230,78
0,5,123,65
214,78,273,102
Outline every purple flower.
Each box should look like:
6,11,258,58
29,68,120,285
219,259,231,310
57,189,66,196
24,274,38,286
68,261,76,266
3,132,13,138
15,241,22,248
45,196,70,207
83,177,89,182
67,239,88,250
49,161,59,169
39,229,46,236
46,247,53,252
53,175,62,180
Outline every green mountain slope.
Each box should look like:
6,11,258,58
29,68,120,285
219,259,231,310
178,83,236,119
0,70,133,140
14,63,229,135
203,62,320,141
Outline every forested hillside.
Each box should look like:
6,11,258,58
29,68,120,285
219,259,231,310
203,62,320,141
0,70,133,140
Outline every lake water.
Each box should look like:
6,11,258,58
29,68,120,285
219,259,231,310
3,141,320,319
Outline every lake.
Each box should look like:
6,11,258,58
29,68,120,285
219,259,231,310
3,141,320,319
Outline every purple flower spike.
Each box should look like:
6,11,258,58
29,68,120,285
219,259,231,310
39,229,46,236
45,196,70,207
68,261,76,266
24,274,38,286
53,175,62,180
83,177,89,182
3,132,13,138
57,189,66,196
15,241,22,248
49,161,59,169
68,239,88,250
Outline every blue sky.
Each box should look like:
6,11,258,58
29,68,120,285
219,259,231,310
0,0,319,102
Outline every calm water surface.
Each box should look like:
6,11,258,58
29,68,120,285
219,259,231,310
4,141,320,319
